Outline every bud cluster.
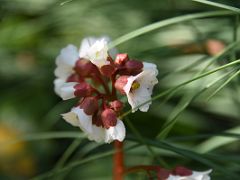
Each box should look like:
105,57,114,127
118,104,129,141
54,36,158,143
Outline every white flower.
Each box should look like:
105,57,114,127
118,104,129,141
123,62,158,112
62,107,92,134
83,39,109,67
54,36,115,96
62,108,126,143
167,170,212,180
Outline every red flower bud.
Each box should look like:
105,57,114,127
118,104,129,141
92,110,104,127
125,60,143,75
172,166,192,176
114,75,129,94
115,53,129,65
80,97,98,115
157,168,171,180
110,100,123,112
101,108,117,129
100,64,115,77
74,58,97,77
67,74,84,83
74,82,93,97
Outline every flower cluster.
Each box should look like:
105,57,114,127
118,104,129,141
54,36,158,143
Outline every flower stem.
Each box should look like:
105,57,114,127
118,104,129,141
113,140,124,180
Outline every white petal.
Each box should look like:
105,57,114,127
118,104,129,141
79,36,117,58
143,62,158,75
60,82,78,100
62,108,93,135
56,44,79,66
54,78,65,96
105,119,126,143
190,170,212,180
55,44,79,79
71,108,93,134
79,37,99,57
84,39,109,67
88,125,106,143
54,64,73,79
61,111,80,127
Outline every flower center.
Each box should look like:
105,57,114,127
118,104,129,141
131,81,140,91
96,51,100,58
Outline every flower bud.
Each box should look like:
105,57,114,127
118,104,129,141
125,60,143,75
100,64,115,77
172,166,192,176
74,58,97,77
115,53,129,65
80,97,98,115
67,74,83,83
101,109,117,128
110,100,123,112
92,110,104,127
114,75,129,94
74,82,93,97
205,39,225,56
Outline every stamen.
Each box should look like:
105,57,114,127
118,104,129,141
131,81,140,90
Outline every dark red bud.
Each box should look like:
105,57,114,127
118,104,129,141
67,74,84,83
157,168,171,180
115,53,129,65
92,110,104,127
74,58,98,77
100,65,115,77
125,60,143,75
114,75,129,94
80,97,98,115
74,82,93,97
110,100,124,112
101,109,117,129
172,166,192,176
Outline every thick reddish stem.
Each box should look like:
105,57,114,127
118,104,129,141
113,140,124,180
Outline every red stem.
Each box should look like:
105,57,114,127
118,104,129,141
113,140,124,180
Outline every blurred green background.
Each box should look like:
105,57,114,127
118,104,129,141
0,0,240,179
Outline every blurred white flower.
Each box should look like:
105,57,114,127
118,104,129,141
123,62,158,112
84,39,110,67
167,170,212,180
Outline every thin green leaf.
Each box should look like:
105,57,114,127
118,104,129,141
109,11,236,48
192,0,240,13
206,69,240,101
125,117,169,167
157,69,235,139
196,126,240,153
1,131,85,147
